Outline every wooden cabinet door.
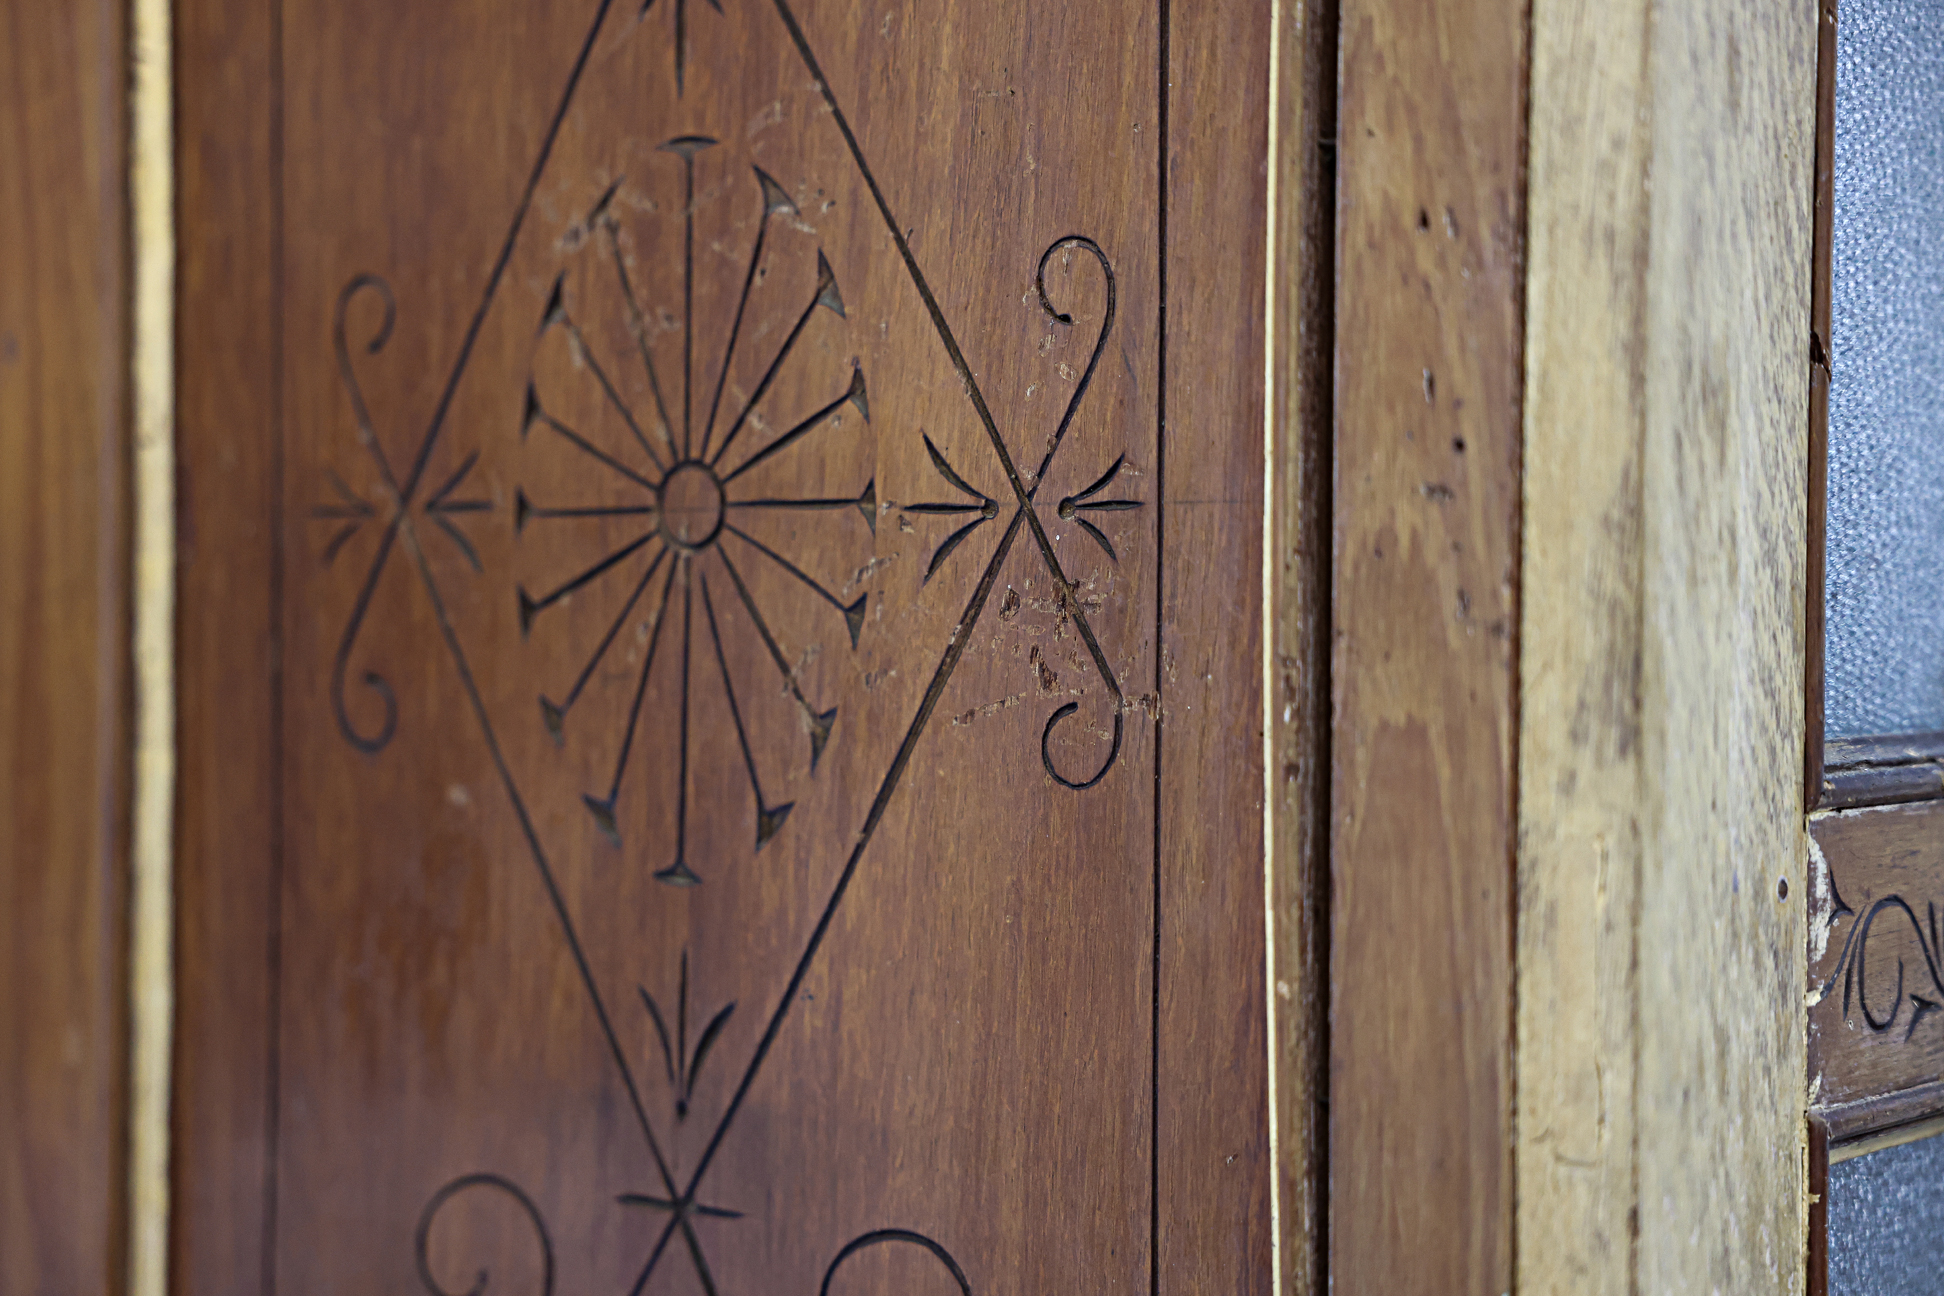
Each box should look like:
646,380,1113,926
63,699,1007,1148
172,2,1275,1292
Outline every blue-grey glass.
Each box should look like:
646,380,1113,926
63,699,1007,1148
1830,1132,1944,1293
1827,0,1944,737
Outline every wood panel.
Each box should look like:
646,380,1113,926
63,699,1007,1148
1520,0,1816,1288
171,0,280,1289
173,1,1276,1291
1330,0,1525,1289
1162,1,1277,1292
0,1,130,1292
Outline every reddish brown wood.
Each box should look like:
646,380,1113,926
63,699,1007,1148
0,1,131,1291
1330,0,1526,1289
174,1,1277,1290
171,0,279,1290
1159,0,1276,1291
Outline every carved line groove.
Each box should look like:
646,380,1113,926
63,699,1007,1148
1818,872,1944,1044
415,1174,555,1296
818,1230,971,1296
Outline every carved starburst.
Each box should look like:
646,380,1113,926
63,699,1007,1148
517,138,873,886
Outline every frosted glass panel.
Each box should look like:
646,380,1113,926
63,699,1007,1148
1827,0,1944,737
1829,1133,1944,1293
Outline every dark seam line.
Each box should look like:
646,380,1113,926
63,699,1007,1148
1152,2,1169,1295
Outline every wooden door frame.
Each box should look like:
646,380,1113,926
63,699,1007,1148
1800,0,1944,1286
1306,0,1820,1291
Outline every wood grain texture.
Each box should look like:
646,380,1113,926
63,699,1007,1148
0,1,130,1292
170,0,279,1289
1264,0,1337,1292
1520,0,1816,1289
171,1,1274,1291
1808,801,1944,1128
1818,733,1944,810
1330,0,1525,1290
1162,1,1276,1291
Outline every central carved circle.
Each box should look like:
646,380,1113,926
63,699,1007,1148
658,460,725,552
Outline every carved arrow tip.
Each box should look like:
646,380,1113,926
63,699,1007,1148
655,859,702,887
754,165,796,217
846,367,869,422
516,586,539,638
583,793,621,844
855,478,877,535
808,706,838,772
659,135,719,159
815,251,846,319
514,487,532,535
522,383,542,438
539,695,565,745
540,274,567,334
756,801,794,848
842,594,867,650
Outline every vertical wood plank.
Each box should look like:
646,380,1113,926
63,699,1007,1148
1519,0,1815,1288
0,1,131,1291
171,0,278,1289
1330,0,1526,1289
1266,0,1337,1291
1162,0,1276,1290
1516,1,1650,1286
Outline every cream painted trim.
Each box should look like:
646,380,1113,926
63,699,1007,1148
1261,3,1286,1293
129,0,174,1289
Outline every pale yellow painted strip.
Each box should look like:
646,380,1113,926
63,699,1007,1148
1261,3,1285,1293
129,0,174,1288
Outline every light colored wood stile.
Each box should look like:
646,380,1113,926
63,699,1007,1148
1518,0,1816,1289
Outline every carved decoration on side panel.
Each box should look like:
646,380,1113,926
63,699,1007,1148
308,0,1149,1289
1814,876,1944,1044
1809,804,1944,1120
516,144,868,886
